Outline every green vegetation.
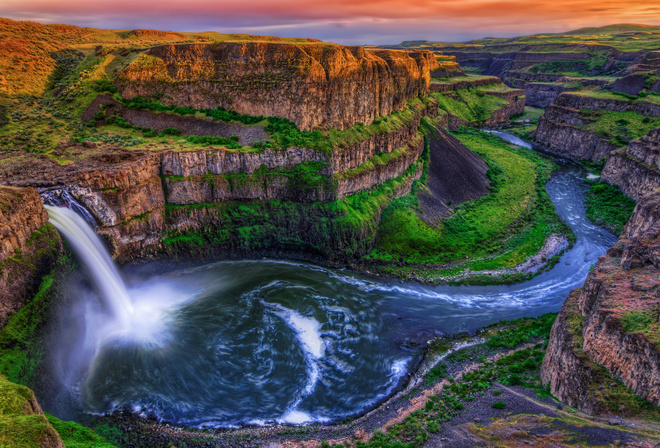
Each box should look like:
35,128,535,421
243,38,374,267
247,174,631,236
0,274,54,385
578,110,660,146
0,375,61,448
563,297,660,418
122,96,330,152
585,182,636,235
403,24,660,53
46,414,118,448
369,129,569,282
506,107,543,140
485,313,557,349
162,159,423,259
325,97,436,149
433,88,509,124
323,314,558,448
619,311,659,346
527,51,611,77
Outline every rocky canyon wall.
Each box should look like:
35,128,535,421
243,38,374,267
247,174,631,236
115,42,439,131
536,93,660,161
541,191,660,413
601,127,660,201
0,187,62,327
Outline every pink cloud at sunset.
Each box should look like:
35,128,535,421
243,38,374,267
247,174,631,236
1,0,660,44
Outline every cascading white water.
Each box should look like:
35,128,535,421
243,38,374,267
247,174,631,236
45,205,134,326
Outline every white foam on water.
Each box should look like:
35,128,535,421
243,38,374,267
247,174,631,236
265,302,327,424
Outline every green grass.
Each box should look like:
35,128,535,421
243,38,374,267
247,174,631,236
578,110,660,147
369,129,568,278
0,376,62,448
620,311,658,335
121,96,331,153
162,159,423,259
572,90,660,105
0,274,54,385
485,313,557,349
585,182,636,235
434,88,509,124
46,414,118,448
404,25,660,52
325,97,436,149
322,314,561,448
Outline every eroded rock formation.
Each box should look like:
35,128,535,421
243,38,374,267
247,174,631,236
536,93,660,161
542,191,660,413
0,187,61,326
116,42,439,131
602,127,660,201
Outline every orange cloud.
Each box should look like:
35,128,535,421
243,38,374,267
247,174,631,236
1,0,659,44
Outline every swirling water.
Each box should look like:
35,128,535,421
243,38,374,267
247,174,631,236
47,132,617,427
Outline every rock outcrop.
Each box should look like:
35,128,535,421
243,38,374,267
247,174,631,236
0,131,427,262
431,77,525,127
417,127,490,222
536,93,660,161
0,375,65,448
601,127,660,201
542,191,660,413
116,42,439,131
0,187,62,327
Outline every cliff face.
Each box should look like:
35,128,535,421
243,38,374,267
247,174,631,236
542,191,660,413
602,127,660,201
483,89,525,126
536,93,660,161
116,42,439,131
0,187,62,326
0,126,426,262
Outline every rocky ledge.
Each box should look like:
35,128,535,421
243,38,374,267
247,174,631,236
602,127,660,201
542,191,660,414
116,42,439,131
0,187,61,326
536,93,660,161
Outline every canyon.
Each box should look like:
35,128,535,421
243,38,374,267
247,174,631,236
0,18,659,448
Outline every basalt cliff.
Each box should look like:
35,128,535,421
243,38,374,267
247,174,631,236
535,93,660,162
116,42,439,131
542,190,660,414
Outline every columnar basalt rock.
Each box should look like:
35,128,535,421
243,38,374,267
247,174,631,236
0,187,62,326
542,191,660,412
116,42,439,131
536,93,660,162
602,127,660,201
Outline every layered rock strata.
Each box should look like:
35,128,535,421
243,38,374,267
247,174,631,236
536,93,660,161
116,42,439,131
542,191,660,413
0,187,62,326
601,127,660,201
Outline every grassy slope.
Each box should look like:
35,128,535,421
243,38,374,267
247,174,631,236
369,129,569,283
0,17,319,96
398,24,660,53
585,182,636,236
433,88,510,124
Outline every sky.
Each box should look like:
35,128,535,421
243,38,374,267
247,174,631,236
1,0,660,45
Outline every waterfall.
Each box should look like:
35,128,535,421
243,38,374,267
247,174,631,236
41,188,98,228
45,205,134,326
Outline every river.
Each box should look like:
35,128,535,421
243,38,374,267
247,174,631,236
46,132,617,428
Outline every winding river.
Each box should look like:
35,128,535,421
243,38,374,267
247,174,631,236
46,132,617,428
